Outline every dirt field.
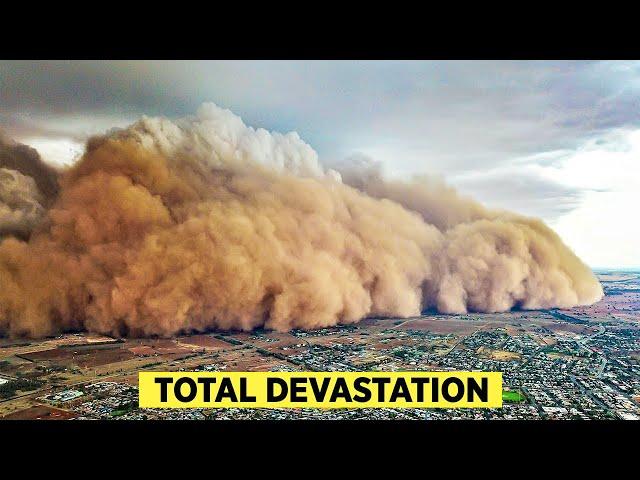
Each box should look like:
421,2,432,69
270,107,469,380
21,346,137,368
127,341,196,357
396,318,481,335
546,323,600,336
572,290,640,320
176,335,234,349
1,405,78,420
491,350,520,361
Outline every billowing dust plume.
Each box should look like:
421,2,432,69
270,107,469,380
0,131,60,240
0,104,603,337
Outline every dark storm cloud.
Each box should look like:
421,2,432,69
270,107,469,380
1,60,640,221
0,61,185,114
3,61,640,151
0,130,59,199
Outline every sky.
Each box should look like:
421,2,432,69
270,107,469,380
0,60,638,268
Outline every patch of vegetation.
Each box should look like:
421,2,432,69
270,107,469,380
142,361,163,368
502,390,526,403
391,347,409,359
0,378,43,399
214,335,242,346
110,401,137,417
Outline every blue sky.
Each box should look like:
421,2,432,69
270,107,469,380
1,60,638,268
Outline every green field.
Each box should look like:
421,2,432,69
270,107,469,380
502,390,526,403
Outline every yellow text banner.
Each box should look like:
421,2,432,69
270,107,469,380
139,371,502,409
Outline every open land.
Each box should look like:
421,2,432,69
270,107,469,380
1,270,639,420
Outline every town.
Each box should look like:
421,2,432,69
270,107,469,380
1,270,639,420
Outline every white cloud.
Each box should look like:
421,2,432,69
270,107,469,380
19,137,84,167
552,190,640,268
540,129,640,268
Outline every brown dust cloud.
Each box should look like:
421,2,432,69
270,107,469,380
0,104,603,338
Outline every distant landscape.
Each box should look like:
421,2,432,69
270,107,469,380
1,270,638,420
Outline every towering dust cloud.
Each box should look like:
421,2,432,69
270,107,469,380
0,104,603,338
0,131,59,240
